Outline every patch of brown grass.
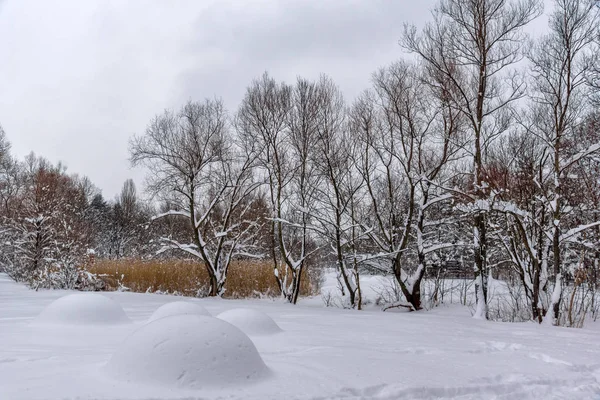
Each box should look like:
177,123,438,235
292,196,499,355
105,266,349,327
88,258,319,299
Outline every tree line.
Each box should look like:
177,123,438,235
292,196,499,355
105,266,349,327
1,0,599,325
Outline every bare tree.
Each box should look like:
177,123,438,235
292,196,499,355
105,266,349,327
238,73,327,304
526,0,600,324
411,63,465,311
131,99,261,296
403,0,543,319
342,65,421,310
0,128,24,219
311,76,367,309
0,125,11,165
237,73,295,302
349,61,462,311
282,77,323,304
485,131,551,322
119,179,137,218
108,179,143,259
365,62,428,310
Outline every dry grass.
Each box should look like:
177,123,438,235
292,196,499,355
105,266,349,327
88,258,319,299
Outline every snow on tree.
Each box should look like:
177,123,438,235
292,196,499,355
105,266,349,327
309,76,368,309
130,99,262,297
524,0,600,324
237,73,324,304
403,0,543,319
0,154,100,289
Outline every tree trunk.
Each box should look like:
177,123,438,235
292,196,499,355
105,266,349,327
473,213,488,319
207,270,219,297
291,265,303,305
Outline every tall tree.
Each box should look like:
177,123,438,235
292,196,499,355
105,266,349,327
403,0,543,318
131,99,261,296
8,156,93,288
237,73,299,302
527,0,600,324
311,76,367,309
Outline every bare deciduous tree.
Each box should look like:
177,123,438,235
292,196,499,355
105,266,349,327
403,0,543,319
526,0,600,324
131,99,261,296
311,76,367,309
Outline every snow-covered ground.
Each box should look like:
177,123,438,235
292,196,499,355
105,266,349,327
1,273,600,400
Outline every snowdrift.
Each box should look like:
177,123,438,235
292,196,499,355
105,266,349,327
34,293,130,326
148,301,211,322
217,308,282,336
106,314,269,389
2,274,600,400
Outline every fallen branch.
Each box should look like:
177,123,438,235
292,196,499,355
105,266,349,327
382,302,414,312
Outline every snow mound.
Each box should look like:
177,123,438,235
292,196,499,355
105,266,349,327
106,315,269,388
148,301,211,322
35,293,130,326
217,308,282,336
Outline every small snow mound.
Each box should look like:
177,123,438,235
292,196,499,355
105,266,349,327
148,301,211,322
217,308,282,336
106,315,269,388
35,293,130,326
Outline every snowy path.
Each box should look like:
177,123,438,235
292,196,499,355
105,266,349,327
1,274,600,400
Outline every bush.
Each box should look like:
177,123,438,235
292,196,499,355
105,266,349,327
4,257,105,291
88,258,320,299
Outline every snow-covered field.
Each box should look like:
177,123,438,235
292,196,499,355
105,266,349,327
1,273,600,400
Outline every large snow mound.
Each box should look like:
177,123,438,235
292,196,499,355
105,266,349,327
35,293,130,326
106,315,269,388
217,308,282,336
148,301,211,322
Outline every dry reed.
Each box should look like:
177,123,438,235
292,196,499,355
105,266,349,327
88,258,319,299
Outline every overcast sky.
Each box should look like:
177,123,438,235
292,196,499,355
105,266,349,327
0,0,550,199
